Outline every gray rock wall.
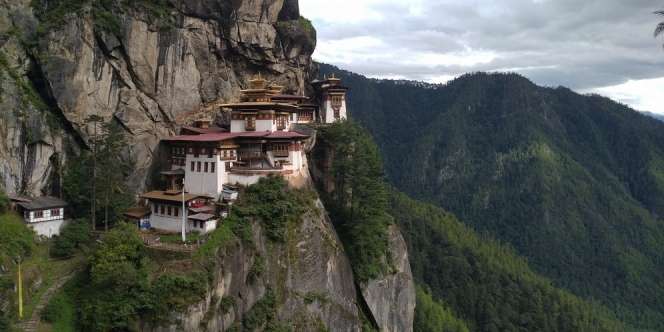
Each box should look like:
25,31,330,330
147,199,363,332
0,0,315,195
360,225,416,332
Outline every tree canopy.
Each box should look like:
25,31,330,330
321,63,664,329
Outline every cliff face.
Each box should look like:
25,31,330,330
309,133,417,332
147,199,364,332
0,0,315,195
359,225,416,332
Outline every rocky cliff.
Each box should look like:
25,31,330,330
0,0,315,196
359,225,416,332
146,198,364,332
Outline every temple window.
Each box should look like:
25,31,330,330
197,162,201,172
277,116,287,130
246,117,256,131
211,163,216,173
191,162,195,172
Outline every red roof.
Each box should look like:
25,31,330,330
265,131,308,139
163,131,308,143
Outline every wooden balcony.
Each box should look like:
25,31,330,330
272,150,289,158
238,151,264,160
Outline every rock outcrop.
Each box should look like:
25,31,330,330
147,199,363,332
359,225,416,332
0,0,316,195
0,0,77,197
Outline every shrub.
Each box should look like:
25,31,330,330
0,213,34,261
149,273,207,319
51,220,91,258
238,176,312,242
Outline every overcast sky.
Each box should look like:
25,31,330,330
301,0,664,114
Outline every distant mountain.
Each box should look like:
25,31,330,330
643,111,664,122
319,63,664,330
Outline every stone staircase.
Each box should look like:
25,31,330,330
16,273,76,332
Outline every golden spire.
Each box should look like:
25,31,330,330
249,73,267,90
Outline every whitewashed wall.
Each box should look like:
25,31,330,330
29,219,68,238
185,153,226,198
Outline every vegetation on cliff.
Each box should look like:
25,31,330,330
315,121,393,282
320,63,664,329
31,0,174,36
43,177,319,331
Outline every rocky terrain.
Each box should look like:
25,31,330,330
0,0,316,196
0,1,416,331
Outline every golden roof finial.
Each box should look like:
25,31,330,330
249,73,267,90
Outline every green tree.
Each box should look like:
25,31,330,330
51,219,91,258
79,223,150,331
96,121,134,231
414,287,469,332
63,119,134,231
320,64,664,329
317,121,392,282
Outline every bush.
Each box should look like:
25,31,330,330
0,213,34,261
51,220,91,258
236,176,312,242
149,273,207,319
41,289,76,332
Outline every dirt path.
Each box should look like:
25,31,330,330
16,272,76,332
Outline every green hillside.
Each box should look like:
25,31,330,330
317,121,626,331
319,63,664,330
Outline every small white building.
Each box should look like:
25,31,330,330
140,191,217,234
13,196,68,238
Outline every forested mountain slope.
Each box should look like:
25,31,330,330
319,63,664,330
313,122,626,332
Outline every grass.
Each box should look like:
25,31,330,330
19,244,84,322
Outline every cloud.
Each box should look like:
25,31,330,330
301,0,664,114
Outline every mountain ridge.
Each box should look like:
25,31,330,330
319,62,664,330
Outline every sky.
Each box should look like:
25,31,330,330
300,0,664,114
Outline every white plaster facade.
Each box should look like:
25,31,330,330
321,98,347,123
28,219,68,238
149,204,185,233
184,153,227,199
231,119,246,132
